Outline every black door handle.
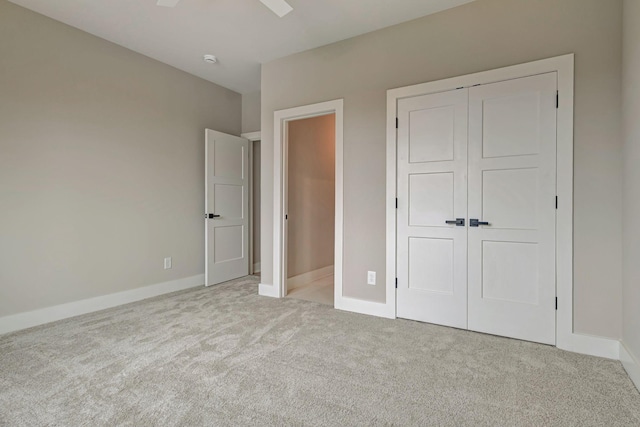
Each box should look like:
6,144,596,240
445,218,465,226
470,219,490,227
206,214,221,219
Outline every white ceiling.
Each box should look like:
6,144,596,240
8,0,475,94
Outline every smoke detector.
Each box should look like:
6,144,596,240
203,55,218,64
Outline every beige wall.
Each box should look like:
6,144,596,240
261,0,623,338
287,115,336,278
622,0,640,360
242,91,261,133
0,1,241,317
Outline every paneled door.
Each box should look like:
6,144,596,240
205,129,249,286
467,73,557,345
396,89,469,329
396,73,558,345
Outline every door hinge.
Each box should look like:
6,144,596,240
555,196,558,209
396,118,399,129
395,198,398,209
556,91,559,109
555,297,558,310
395,278,398,289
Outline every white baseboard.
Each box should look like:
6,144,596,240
287,265,334,290
0,274,205,336
258,283,279,298
335,296,395,319
557,332,620,360
253,262,261,273
620,341,640,392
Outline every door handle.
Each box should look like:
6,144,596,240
470,219,490,227
206,214,221,219
445,218,465,226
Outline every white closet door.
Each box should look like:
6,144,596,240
205,129,249,286
467,73,557,345
396,89,469,329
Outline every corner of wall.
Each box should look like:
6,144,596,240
620,341,640,393
242,91,262,134
621,0,640,393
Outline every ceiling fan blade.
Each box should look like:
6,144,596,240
157,0,181,7
259,0,293,17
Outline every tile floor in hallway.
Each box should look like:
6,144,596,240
286,274,334,306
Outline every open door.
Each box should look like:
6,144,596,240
205,129,249,286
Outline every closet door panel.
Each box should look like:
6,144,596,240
396,89,468,329
467,73,557,345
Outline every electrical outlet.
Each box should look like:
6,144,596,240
367,271,376,285
164,257,172,270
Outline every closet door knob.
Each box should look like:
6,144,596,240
445,218,465,226
470,219,490,227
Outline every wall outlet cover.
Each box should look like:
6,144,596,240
367,271,376,285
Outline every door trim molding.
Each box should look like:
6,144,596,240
267,99,344,305
241,131,261,141
386,54,617,359
242,131,261,276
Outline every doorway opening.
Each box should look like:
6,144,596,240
266,99,344,307
284,114,336,306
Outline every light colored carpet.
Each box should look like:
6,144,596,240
1,275,639,426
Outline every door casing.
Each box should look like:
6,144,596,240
262,99,344,306
242,131,262,276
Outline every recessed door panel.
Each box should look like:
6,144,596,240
214,226,244,263
214,184,244,219
409,106,455,163
482,168,538,230
214,138,244,180
409,238,454,294
482,241,539,305
409,173,454,227
482,92,541,158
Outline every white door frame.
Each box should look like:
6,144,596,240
266,99,344,302
387,54,617,359
242,131,261,275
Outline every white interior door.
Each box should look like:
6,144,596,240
467,73,557,345
205,129,249,286
396,88,469,329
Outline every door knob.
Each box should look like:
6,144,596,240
445,218,465,226
206,213,221,219
470,219,490,227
